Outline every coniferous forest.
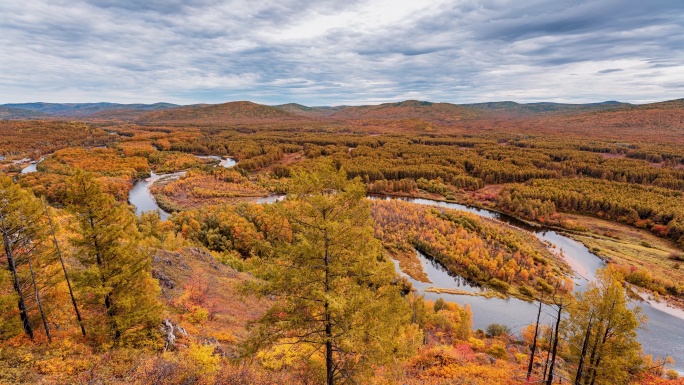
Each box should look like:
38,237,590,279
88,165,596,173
1,99,684,384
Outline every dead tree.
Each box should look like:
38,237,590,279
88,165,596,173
546,295,570,385
527,292,546,380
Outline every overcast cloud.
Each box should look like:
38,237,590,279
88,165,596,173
1,0,683,105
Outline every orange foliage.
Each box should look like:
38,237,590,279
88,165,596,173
371,199,570,296
40,147,149,179
152,168,268,210
0,120,111,159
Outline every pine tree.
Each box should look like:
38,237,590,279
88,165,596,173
246,162,415,384
66,170,162,346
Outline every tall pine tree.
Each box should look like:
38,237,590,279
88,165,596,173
0,177,55,342
246,162,416,384
66,170,161,347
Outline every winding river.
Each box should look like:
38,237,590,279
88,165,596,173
375,196,684,372
20,158,44,174
21,150,684,371
126,178,684,371
128,156,236,221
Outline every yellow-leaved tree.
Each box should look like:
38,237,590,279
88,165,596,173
245,162,418,384
66,170,162,347
564,266,645,385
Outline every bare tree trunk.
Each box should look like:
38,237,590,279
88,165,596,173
588,326,611,385
86,205,119,340
543,323,554,381
583,327,600,385
527,295,544,380
324,226,334,385
546,304,563,385
585,298,616,385
24,240,51,343
542,341,551,382
1,213,34,340
43,200,86,337
575,313,593,385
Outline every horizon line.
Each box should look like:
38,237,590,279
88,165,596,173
3,97,683,108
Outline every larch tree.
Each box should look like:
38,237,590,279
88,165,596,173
0,177,55,342
43,198,86,337
66,170,162,346
246,162,417,385
564,266,645,385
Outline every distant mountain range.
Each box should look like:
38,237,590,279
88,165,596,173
136,101,299,123
0,102,179,119
2,99,683,128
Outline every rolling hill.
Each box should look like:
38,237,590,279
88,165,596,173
0,107,47,119
323,100,480,123
136,101,303,124
0,102,179,118
463,100,631,115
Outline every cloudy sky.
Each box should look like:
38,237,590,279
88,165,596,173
2,0,683,105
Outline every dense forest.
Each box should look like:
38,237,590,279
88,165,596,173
2,101,684,384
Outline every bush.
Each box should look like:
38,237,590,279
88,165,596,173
486,342,507,359
433,298,447,312
468,337,485,351
185,343,220,376
486,323,511,337
488,278,510,293
187,306,209,325
667,369,680,380
518,285,534,298
216,250,245,272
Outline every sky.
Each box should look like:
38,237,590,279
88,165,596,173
1,0,684,105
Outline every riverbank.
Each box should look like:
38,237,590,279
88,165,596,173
127,182,684,372
374,189,684,312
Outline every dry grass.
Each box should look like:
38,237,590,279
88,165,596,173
565,213,684,288
389,248,430,283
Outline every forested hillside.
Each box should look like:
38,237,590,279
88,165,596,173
2,100,684,384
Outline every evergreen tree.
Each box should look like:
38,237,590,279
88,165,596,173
246,162,416,384
66,170,161,346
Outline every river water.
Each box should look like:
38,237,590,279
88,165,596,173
127,156,236,221
374,196,684,372
128,171,185,220
126,181,684,370
15,145,683,371
20,158,44,174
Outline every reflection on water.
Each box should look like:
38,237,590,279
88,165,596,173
128,156,237,220
219,158,237,168
394,251,558,332
128,172,184,221
196,155,237,168
382,196,684,372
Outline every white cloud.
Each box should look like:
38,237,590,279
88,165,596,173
0,0,682,104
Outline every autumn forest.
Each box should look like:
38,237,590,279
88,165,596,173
2,99,684,385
